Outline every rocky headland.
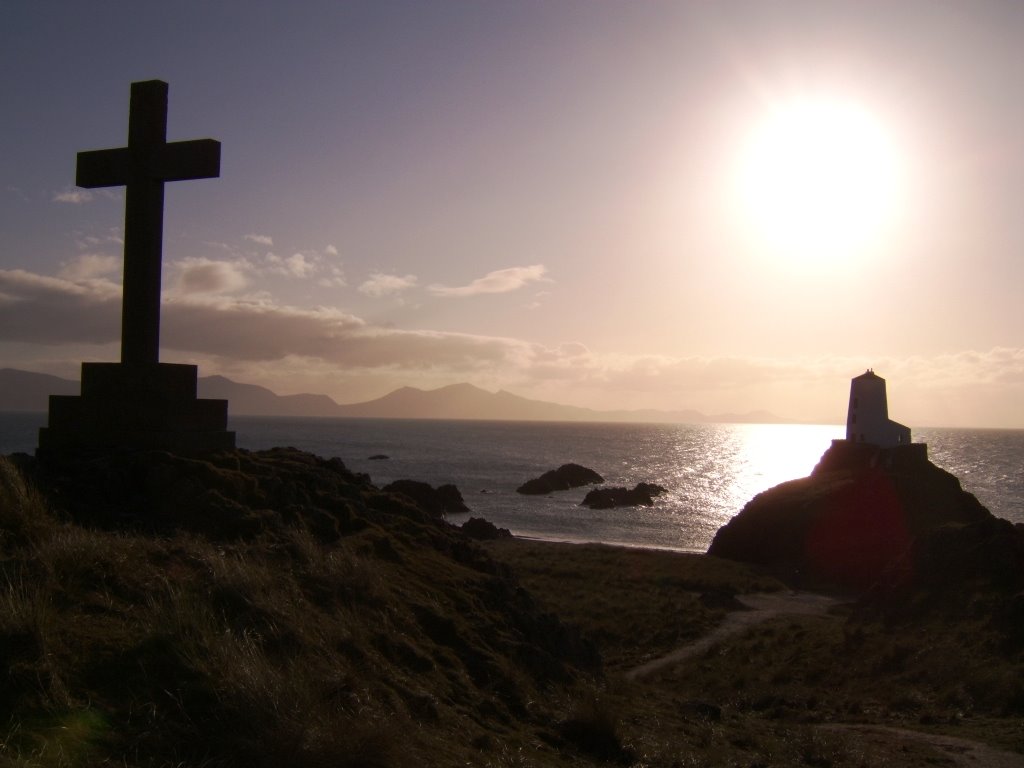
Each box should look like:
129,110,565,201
709,440,1024,603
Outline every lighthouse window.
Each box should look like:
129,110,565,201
853,397,858,408
852,414,857,424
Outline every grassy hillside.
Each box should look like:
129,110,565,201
0,450,603,767
2,449,1022,766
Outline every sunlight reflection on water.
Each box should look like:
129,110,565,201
264,419,847,553
609,423,844,551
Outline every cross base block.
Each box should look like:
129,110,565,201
38,362,236,453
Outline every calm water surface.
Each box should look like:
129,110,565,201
3,413,1020,552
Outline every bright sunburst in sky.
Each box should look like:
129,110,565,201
737,98,903,268
1,1,1022,427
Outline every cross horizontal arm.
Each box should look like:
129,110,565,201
76,139,220,189
77,148,132,188
158,139,221,182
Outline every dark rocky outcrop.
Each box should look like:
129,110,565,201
368,454,389,460
516,464,604,495
382,479,469,517
860,515,1024,640
16,446,380,541
461,516,512,540
581,483,666,509
709,440,994,591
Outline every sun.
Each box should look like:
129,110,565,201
736,98,902,267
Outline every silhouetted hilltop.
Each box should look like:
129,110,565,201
199,374,341,417
709,440,1023,596
0,368,792,424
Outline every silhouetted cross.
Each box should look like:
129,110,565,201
77,80,220,365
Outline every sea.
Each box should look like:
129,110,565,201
2,413,1021,553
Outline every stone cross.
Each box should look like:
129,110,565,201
76,80,220,365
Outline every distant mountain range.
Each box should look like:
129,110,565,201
0,368,792,424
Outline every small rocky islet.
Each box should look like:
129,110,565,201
515,463,604,495
580,482,667,509
515,463,667,508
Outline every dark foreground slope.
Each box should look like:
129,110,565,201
4,444,1023,767
0,449,599,767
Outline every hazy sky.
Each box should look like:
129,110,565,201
2,1,1022,427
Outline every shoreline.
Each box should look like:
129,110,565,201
499,531,707,556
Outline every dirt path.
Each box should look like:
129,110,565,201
821,724,1024,768
624,592,1024,766
624,591,840,681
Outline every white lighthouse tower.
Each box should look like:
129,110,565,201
846,369,911,448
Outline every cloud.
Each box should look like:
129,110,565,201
358,273,417,297
428,264,550,297
171,258,248,295
157,297,528,369
220,239,344,285
75,229,123,250
58,254,120,281
1,264,1021,426
286,253,317,278
317,265,346,288
0,269,120,344
0,266,523,369
265,252,321,279
53,187,93,204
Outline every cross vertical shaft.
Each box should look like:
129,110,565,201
75,79,221,365
122,81,168,364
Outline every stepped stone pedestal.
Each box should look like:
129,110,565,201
38,362,235,453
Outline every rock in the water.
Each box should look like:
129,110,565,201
461,516,512,540
635,482,667,497
516,463,604,495
581,485,657,509
383,479,469,517
436,483,469,512
368,454,389,460
708,440,993,590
